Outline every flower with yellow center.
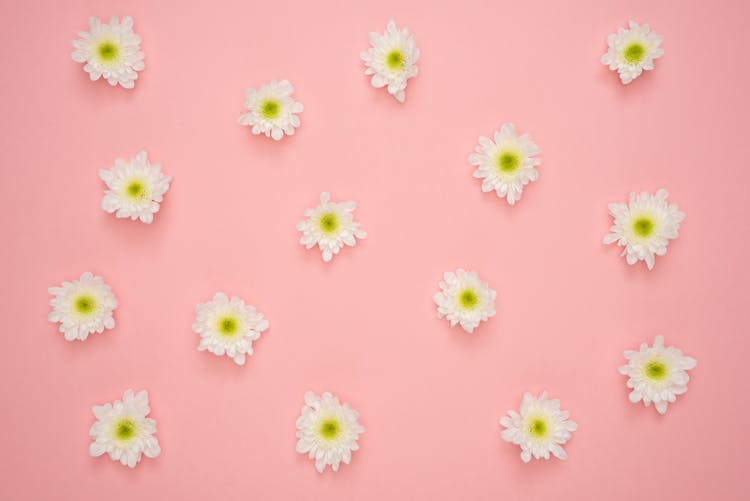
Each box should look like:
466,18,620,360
500,391,577,463
71,16,145,89
238,80,304,140
619,335,697,415
296,192,367,262
433,268,496,333
89,389,160,468
193,292,269,366
360,20,419,103
296,391,365,473
601,20,664,84
99,151,172,224
603,189,685,270
469,123,541,205
48,272,118,341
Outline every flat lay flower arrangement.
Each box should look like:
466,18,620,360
8,2,749,500
56,14,696,471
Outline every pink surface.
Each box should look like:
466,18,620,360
1,0,749,499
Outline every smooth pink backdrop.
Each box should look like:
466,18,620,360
2,0,749,499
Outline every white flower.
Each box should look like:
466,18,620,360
296,192,367,262
192,292,269,366
360,20,419,103
237,80,303,140
48,272,118,341
71,16,145,89
433,269,496,333
500,391,577,463
603,189,685,270
619,335,697,415
468,123,541,205
601,20,664,84
99,151,172,224
296,391,364,473
89,389,160,468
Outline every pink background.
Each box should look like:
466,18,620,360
1,0,748,499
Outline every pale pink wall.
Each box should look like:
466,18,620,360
1,0,748,499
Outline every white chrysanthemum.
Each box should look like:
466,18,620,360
433,269,496,333
71,16,145,89
296,192,367,262
500,391,578,463
603,189,685,270
360,20,419,103
99,151,172,224
192,292,269,366
48,272,118,341
601,20,664,84
296,391,364,473
89,389,160,468
619,335,696,415
237,80,303,140
468,123,541,206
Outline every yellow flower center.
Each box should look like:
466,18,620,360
260,99,281,119
114,418,137,441
217,316,239,337
386,49,405,70
319,212,339,235
74,294,96,315
528,417,548,438
644,359,668,381
632,216,655,238
97,40,119,62
623,42,646,64
126,180,146,200
319,418,341,440
458,288,479,310
496,150,521,174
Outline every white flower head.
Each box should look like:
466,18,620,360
89,389,160,468
500,391,578,463
360,20,419,103
619,335,696,415
433,269,496,333
296,391,364,473
48,272,118,341
193,292,269,366
237,80,303,140
296,192,367,262
99,150,172,224
71,16,145,89
601,20,664,84
603,189,685,270
468,123,541,206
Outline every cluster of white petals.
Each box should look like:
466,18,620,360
71,16,145,89
296,391,365,473
619,335,697,414
89,389,161,468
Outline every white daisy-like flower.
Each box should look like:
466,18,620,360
71,16,145,89
433,269,496,333
468,123,541,206
296,391,364,473
601,20,664,84
89,389,161,468
500,391,578,463
192,292,269,366
99,151,172,224
237,80,303,140
619,335,697,415
296,192,366,262
360,20,419,103
48,272,118,341
603,189,685,270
